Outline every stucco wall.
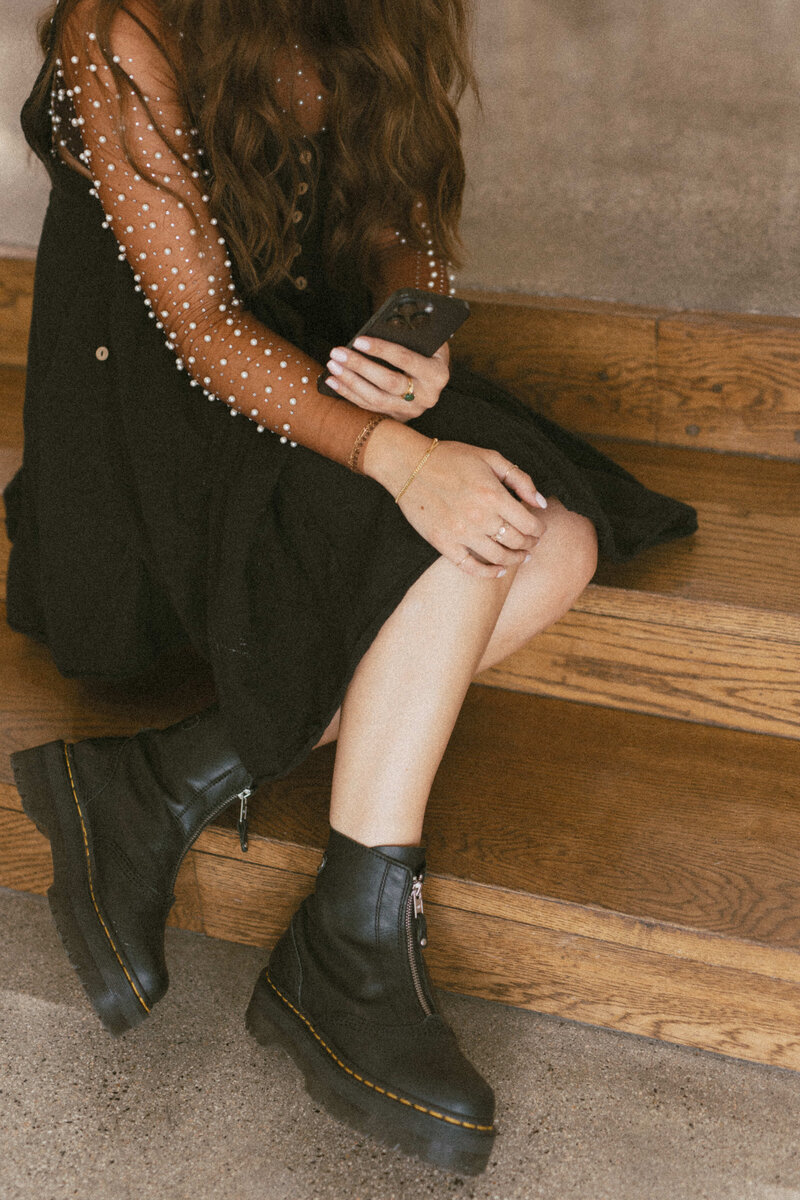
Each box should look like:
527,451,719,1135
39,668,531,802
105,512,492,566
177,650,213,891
3,0,800,314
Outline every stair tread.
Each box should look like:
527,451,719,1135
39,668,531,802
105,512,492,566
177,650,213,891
210,685,800,952
2,364,797,620
589,437,800,616
4,650,799,955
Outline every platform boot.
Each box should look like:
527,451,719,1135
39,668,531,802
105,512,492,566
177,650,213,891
10,705,256,1035
246,828,496,1174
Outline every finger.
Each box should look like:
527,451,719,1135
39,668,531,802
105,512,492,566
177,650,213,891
352,336,447,383
452,551,508,579
324,374,426,421
490,524,533,551
323,375,381,412
328,347,410,398
325,366,408,413
476,537,530,568
501,494,551,537
492,456,548,510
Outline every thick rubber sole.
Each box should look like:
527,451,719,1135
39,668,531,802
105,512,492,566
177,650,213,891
11,740,153,1036
246,971,496,1176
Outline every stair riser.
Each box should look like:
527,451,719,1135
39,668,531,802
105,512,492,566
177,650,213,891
6,806,800,1075
480,609,800,740
5,255,800,459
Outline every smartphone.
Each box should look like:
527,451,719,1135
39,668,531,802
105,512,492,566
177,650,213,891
316,287,470,397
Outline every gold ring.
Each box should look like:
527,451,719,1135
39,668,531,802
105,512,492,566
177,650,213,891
401,375,415,403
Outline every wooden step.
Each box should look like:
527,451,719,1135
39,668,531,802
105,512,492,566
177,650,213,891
4,680,800,1072
3,364,798,737
5,255,800,458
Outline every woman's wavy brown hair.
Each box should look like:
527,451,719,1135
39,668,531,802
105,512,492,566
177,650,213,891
28,0,478,296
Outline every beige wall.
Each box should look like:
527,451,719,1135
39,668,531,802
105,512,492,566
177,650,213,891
3,0,800,314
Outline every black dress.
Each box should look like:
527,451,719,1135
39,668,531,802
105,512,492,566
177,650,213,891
3,54,697,784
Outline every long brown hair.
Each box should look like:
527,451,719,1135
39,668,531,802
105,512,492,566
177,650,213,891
28,0,478,296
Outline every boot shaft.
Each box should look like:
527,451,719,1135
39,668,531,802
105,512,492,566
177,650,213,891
274,829,436,1025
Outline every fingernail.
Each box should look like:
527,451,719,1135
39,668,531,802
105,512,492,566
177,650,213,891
497,567,507,578
330,348,347,362
535,492,548,508
352,337,370,351
326,377,339,390
524,553,532,563
326,359,343,375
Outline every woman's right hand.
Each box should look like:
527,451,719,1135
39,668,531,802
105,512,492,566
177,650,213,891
362,422,548,578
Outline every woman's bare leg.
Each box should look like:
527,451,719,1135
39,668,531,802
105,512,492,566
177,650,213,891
327,500,597,845
315,500,597,748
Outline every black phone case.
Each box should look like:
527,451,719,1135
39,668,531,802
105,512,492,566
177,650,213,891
316,287,470,397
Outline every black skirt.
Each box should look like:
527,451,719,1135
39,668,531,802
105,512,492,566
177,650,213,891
4,139,697,784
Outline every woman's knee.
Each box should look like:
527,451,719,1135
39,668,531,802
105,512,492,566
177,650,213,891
554,504,599,595
526,497,598,597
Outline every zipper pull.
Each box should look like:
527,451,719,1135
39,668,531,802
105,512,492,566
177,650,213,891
411,876,428,947
237,788,252,853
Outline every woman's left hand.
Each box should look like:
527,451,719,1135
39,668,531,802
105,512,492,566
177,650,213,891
323,336,450,421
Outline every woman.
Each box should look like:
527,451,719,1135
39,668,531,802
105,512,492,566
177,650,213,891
5,0,697,1175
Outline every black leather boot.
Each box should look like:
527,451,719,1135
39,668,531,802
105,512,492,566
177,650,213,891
246,828,496,1174
11,705,255,1035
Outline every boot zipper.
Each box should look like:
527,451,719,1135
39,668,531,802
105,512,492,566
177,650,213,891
406,874,433,1016
166,782,254,898
237,789,251,852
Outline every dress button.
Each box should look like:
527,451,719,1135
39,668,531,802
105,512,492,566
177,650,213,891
299,150,312,164
294,276,308,290
297,182,309,195
95,345,109,360
292,210,303,224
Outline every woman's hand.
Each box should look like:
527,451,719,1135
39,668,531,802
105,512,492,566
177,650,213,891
323,336,450,421
362,423,549,579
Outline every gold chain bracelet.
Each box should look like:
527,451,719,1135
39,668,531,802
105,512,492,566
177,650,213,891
347,414,388,474
394,437,439,503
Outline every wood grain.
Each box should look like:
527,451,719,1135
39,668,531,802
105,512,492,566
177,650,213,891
0,605,215,786
451,296,660,444
118,834,800,1073
427,903,800,1073
657,312,800,457
481,607,800,737
451,290,800,459
208,689,800,953
0,808,52,893
5,252,800,455
3,354,798,737
0,260,34,369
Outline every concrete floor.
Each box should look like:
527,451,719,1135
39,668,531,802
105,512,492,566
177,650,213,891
4,1,800,314
2,889,800,1200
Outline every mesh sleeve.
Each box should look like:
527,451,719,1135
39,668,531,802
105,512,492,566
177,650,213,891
56,0,371,466
369,208,456,309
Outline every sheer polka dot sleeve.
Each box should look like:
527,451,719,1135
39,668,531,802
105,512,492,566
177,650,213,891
369,207,456,309
56,1,371,466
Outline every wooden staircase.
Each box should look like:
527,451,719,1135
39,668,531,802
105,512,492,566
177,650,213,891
2,260,800,1070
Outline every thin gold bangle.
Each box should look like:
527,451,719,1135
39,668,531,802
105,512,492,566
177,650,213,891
394,437,439,503
347,414,387,474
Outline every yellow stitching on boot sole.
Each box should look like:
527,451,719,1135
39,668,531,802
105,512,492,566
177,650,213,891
63,743,150,1014
264,971,495,1134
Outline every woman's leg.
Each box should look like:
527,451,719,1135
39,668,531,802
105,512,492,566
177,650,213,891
311,496,594,796
247,501,597,1172
316,500,598,841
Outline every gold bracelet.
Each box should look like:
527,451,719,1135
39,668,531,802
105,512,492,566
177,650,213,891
394,437,439,503
347,414,387,474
